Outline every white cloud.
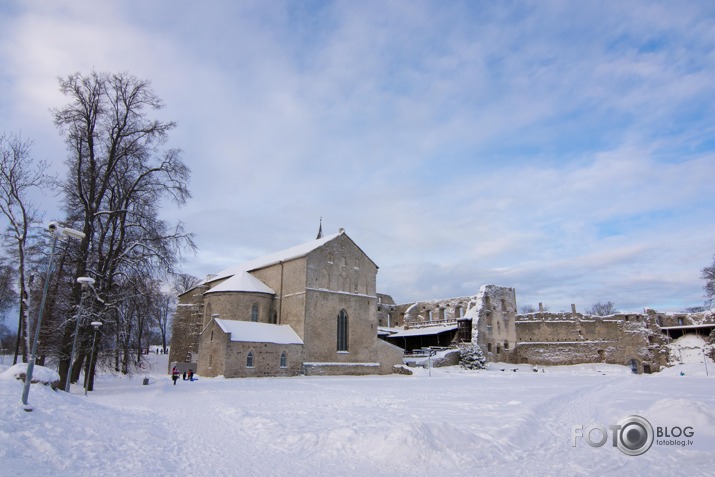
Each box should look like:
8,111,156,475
1,0,714,313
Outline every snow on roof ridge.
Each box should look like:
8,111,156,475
206,232,342,284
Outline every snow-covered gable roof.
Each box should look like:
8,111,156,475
205,270,275,295
206,232,342,285
215,319,304,345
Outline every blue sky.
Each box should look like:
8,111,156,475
1,0,714,312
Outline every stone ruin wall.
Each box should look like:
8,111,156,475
168,284,207,372
509,311,670,371
380,295,476,329
389,284,714,373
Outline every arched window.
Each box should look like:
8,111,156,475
337,309,349,352
251,304,259,322
246,351,254,368
280,351,287,368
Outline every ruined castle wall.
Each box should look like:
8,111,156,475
472,285,517,362
512,312,669,371
400,296,473,326
168,284,207,372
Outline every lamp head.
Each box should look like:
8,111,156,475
62,227,86,240
90,321,102,330
77,277,95,286
46,222,85,241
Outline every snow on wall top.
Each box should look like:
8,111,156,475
387,324,458,338
215,318,304,345
204,270,275,295
206,232,342,285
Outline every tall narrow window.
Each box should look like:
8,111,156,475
337,309,349,352
246,351,254,368
280,351,287,368
251,304,259,322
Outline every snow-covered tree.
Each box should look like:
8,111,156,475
52,71,195,389
459,343,487,370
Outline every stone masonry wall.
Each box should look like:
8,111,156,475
168,284,207,372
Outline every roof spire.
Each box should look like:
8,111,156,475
316,217,323,239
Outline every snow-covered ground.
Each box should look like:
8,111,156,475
1,352,714,476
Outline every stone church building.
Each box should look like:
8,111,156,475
169,228,404,378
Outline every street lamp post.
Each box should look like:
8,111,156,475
22,222,85,410
84,321,102,396
704,348,710,377
65,277,95,392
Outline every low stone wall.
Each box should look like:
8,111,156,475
303,362,381,376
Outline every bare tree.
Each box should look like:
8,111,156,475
703,255,715,309
172,273,201,296
154,288,175,354
587,301,618,316
0,133,49,364
52,71,194,389
150,273,199,354
520,304,550,314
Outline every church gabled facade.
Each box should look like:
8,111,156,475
170,228,404,378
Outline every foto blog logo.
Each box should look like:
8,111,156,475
572,415,654,456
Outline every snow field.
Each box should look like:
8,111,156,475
1,353,714,476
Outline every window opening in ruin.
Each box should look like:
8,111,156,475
501,299,507,311
280,351,287,368
439,308,445,321
504,341,509,350
327,253,333,263
247,351,255,368
210,330,214,342
271,311,278,324
251,304,259,322
354,258,359,270
496,345,501,354
456,306,463,318
678,317,684,326
487,343,492,352
428,310,433,322
337,309,349,352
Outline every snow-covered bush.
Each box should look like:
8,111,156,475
459,344,487,370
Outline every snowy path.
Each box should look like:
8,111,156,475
2,358,714,476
